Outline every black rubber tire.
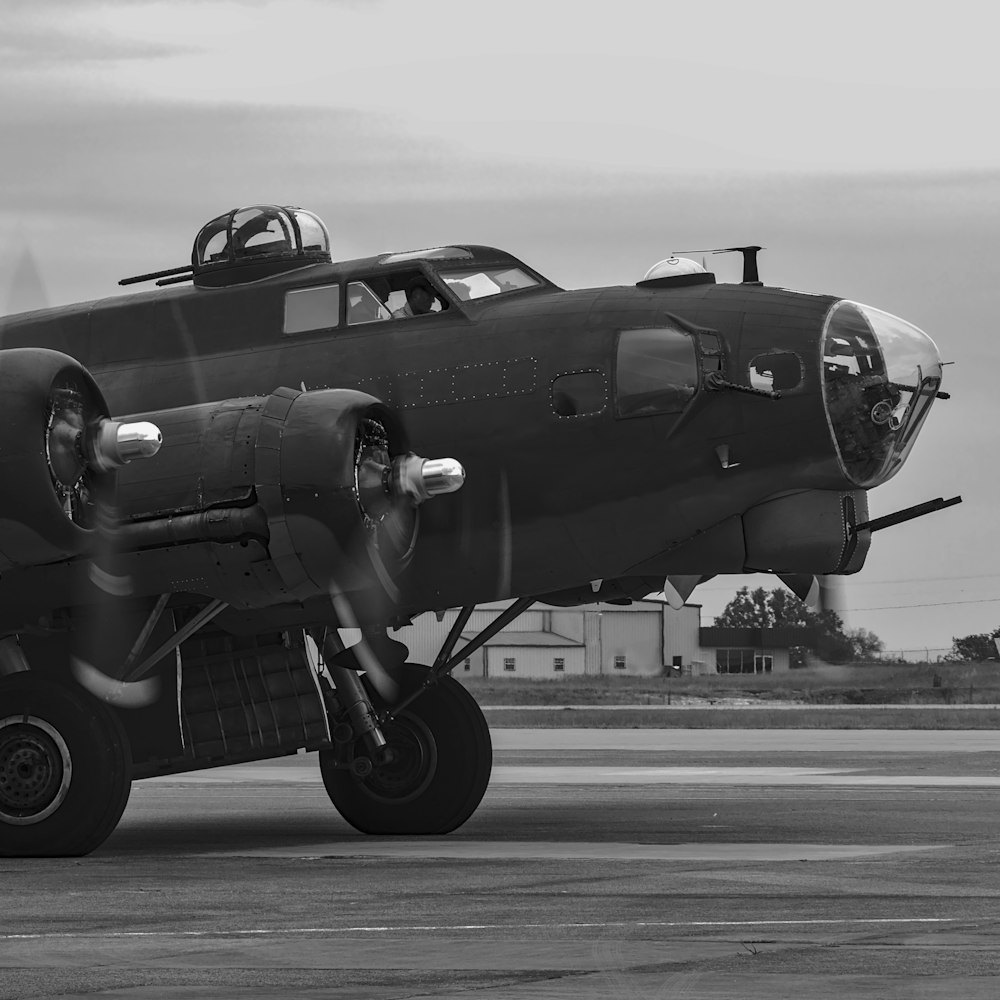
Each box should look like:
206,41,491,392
320,664,491,835
0,674,132,857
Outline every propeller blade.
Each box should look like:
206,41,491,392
51,389,165,706
71,657,161,708
327,590,401,703
496,468,512,599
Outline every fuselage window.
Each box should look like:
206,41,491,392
615,325,698,418
551,370,607,417
698,332,725,373
283,284,340,335
381,247,473,265
749,351,802,392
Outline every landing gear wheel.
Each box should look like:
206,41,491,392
320,664,491,835
0,675,132,857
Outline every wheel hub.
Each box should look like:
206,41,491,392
360,715,437,803
0,718,73,825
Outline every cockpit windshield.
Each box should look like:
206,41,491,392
822,300,942,487
439,267,539,301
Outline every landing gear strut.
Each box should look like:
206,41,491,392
317,598,536,835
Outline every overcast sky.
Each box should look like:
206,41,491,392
2,0,998,653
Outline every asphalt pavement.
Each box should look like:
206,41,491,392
3,729,1000,999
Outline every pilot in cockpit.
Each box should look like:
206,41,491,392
393,277,439,319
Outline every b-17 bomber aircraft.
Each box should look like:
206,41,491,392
0,205,957,855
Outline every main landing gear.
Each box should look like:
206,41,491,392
0,674,132,857
320,663,491,834
317,597,535,836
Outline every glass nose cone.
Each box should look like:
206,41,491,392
822,300,943,487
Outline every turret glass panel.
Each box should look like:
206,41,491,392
822,300,942,487
193,206,331,269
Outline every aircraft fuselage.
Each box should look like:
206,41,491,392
0,245,942,627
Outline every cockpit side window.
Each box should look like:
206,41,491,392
347,280,392,325
356,269,449,321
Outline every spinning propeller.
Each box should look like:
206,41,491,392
49,381,164,708
319,410,466,706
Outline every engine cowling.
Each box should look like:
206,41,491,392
0,349,161,571
255,387,419,599
116,387,463,605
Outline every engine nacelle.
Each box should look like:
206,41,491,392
117,387,463,605
0,349,161,571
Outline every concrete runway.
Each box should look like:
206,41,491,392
3,728,1000,999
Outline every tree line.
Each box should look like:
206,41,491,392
949,629,1000,662
714,586,883,664
716,585,1000,663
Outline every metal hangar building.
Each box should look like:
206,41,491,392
394,600,803,678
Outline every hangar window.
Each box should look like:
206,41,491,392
503,657,516,672
715,648,772,674
553,658,565,672
614,655,627,670
283,284,340,335
615,326,698,418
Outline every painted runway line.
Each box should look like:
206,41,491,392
0,917,963,942
489,729,1000,752
205,840,945,862
495,767,1000,787
485,704,1000,711
143,764,1000,787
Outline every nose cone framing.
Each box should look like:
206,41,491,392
822,300,943,488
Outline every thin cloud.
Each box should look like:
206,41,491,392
2,29,184,68
1,0,189,73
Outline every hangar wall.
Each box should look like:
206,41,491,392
390,599,802,679
397,600,716,678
